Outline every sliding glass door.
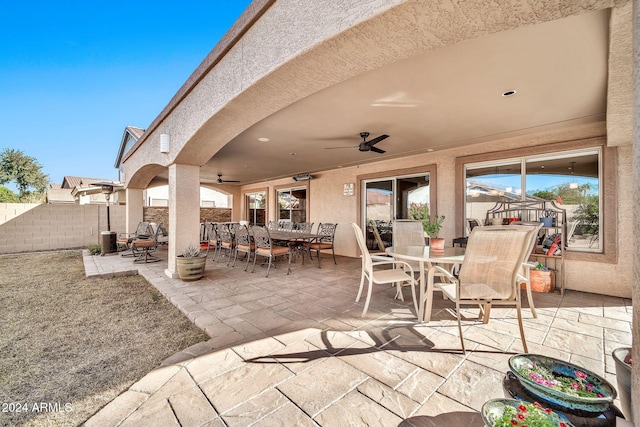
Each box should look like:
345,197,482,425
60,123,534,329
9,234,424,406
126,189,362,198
363,174,430,249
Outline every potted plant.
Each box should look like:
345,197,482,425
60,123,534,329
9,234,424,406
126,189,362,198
422,214,445,253
176,244,207,281
526,262,555,292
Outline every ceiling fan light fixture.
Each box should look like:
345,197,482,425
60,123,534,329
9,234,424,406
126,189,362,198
258,137,270,142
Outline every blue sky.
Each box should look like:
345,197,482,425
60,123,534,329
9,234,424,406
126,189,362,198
0,0,252,189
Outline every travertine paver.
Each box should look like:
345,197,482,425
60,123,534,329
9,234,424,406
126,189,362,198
82,249,633,426
314,389,403,426
168,385,220,426
278,357,369,417
200,362,293,414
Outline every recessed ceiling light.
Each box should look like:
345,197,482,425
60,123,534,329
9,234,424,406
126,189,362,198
502,90,517,97
258,137,269,142
426,148,434,152
290,152,296,156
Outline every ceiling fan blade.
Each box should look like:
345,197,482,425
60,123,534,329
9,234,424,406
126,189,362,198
324,145,358,150
367,134,389,146
370,146,386,154
221,179,240,183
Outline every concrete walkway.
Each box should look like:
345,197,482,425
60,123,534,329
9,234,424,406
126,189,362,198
82,246,632,426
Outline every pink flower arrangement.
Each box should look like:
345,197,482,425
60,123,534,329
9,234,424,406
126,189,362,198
519,361,604,399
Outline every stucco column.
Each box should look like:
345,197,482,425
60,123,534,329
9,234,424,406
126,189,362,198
125,188,144,233
632,1,639,426
165,163,201,278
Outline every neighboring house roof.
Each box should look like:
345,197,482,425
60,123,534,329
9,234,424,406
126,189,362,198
46,187,76,204
61,176,114,189
114,126,145,168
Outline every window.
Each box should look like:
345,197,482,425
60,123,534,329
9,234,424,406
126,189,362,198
276,187,307,223
245,191,266,226
465,149,601,252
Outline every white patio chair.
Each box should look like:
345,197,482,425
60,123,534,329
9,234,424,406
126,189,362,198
352,223,417,317
425,225,536,353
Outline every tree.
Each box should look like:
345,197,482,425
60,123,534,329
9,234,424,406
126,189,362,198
0,148,49,202
0,185,19,202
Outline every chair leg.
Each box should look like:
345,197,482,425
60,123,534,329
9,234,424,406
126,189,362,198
516,301,528,353
286,252,292,275
251,253,258,273
482,301,492,324
410,279,418,314
356,270,365,302
394,282,405,301
265,256,272,277
525,283,537,318
244,251,252,271
331,247,337,265
362,277,373,317
456,300,466,354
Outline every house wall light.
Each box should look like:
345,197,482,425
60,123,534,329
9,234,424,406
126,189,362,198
293,173,313,181
160,134,170,153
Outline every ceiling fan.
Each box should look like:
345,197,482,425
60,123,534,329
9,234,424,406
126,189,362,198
325,132,389,154
216,173,240,184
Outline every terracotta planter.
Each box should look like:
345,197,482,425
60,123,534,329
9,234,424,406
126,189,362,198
524,269,555,292
176,255,207,281
429,238,445,253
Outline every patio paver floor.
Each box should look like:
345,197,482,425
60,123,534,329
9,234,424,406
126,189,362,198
82,246,633,426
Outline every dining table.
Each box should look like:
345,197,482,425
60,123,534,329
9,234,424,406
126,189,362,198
385,245,465,323
267,230,328,268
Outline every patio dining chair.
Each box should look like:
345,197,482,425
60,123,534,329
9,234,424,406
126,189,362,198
251,226,292,277
131,229,161,264
232,224,255,271
352,223,417,317
204,222,220,260
308,223,338,267
425,225,536,353
117,221,153,257
217,223,237,266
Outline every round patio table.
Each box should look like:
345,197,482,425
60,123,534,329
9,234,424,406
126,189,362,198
385,246,465,322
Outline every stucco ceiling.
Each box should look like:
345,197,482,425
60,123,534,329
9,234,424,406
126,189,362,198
172,8,610,186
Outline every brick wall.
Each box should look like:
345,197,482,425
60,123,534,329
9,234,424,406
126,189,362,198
143,207,232,229
0,204,125,254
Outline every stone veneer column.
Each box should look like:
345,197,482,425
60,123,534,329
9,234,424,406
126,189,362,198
125,188,144,234
166,163,200,278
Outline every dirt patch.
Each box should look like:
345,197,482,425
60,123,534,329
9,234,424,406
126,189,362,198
0,251,209,426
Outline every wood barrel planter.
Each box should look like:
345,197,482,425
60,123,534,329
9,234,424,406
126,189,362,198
176,255,207,281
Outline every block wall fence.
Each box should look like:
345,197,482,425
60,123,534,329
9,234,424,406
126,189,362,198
0,204,233,254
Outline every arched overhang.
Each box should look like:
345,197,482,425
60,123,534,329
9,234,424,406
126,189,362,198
122,0,619,187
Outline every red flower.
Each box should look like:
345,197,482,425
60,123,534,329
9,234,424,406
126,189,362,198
533,402,542,408
518,404,527,412
517,413,526,421
575,371,587,379
545,408,553,414
559,423,567,427
510,420,518,426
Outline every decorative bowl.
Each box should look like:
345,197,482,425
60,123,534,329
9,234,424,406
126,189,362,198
482,398,575,427
509,354,616,412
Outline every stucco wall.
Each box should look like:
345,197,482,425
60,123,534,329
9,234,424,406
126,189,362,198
0,204,125,254
240,123,632,298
